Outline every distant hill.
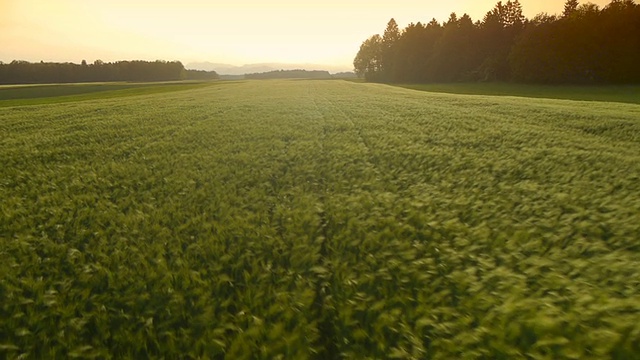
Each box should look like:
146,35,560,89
219,71,356,80
245,69,332,80
186,62,351,75
219,74,245,80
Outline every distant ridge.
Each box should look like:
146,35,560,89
186,62,352,75
245,69,332,80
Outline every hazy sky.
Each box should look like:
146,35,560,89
1,0,612,70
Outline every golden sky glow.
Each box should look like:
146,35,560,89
1,0,612,70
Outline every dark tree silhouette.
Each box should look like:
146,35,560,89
430,13,480,82
380,18,401,82
0,60,216,84
354,34,383,81
393,22,437,82
564,0,580,17
353,0,640,84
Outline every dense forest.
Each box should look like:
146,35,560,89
0,60,219,84
354,0,640,84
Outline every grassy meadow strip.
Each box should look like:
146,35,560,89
0,81,218,107
1,80,639,358
395,82,640,105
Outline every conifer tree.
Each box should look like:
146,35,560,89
563,0,580,17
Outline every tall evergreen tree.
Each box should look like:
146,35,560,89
563,0,580,17
382,18,401,44
504,0,525,27
381,18,401,82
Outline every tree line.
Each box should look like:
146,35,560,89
0,60,219,84
354,0,640,84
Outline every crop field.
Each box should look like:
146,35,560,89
396,83,640,105
0,81,214,108
1,80,640,359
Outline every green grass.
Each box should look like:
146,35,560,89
1,80,640,358
0,81,218,107
396,82,640,104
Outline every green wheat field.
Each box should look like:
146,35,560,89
1,80,640,359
